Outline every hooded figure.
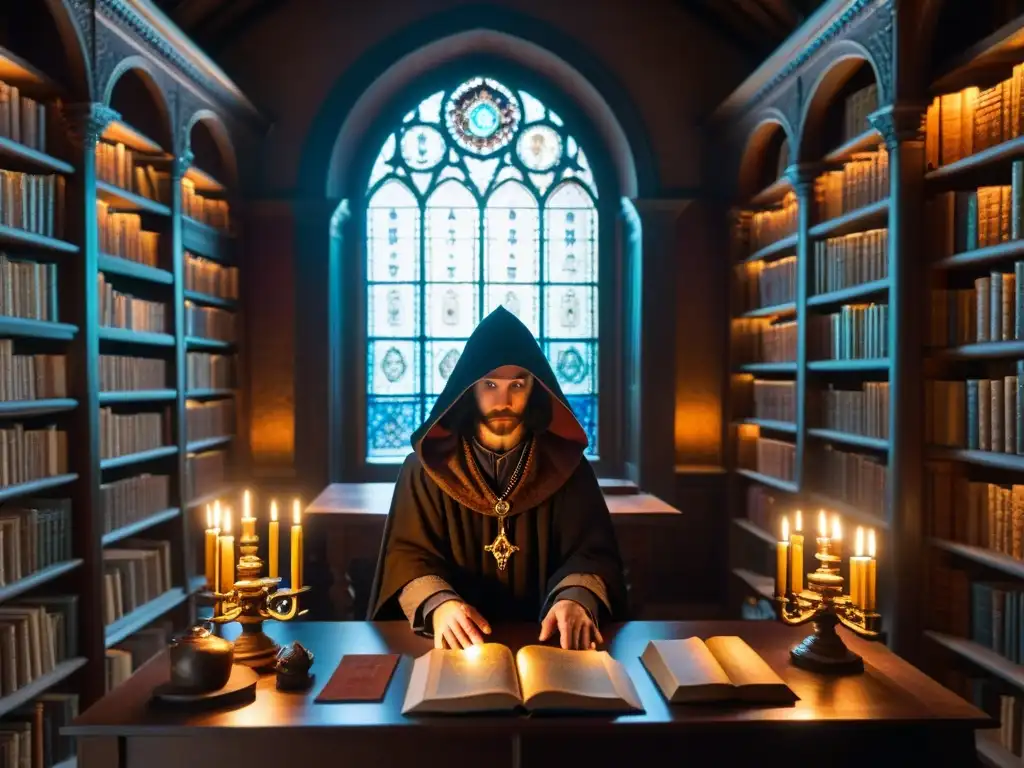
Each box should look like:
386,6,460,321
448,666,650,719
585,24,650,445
368,307,627,650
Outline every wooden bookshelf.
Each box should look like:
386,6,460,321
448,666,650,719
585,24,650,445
0,2,259,748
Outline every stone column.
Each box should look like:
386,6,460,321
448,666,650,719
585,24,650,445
170,148,191,583
869,103,927,660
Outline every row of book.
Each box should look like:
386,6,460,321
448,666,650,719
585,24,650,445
744,485,782,538
812,228,888,296
737,256,795,311
926,373,1023,453
102,540,173,626
973,582,1024,669
0,597,78,700
0,81,47,152
751,380,794,423
733,319,796,364
739,435,795,482
0,692,79,768
181,179,230,230
811,443,887,519
185,303,236,342
927,467,1023,556
813,147,888,220
99,355,166,393
811,381,890,439
98,275,167,333
185,400,234,443
0,342,65,402
98,408,168,460
0,498,73,584
97,143,169,205
0,426,67,488
924,66,1024,170
808,303,889,361
842,83,879,144
0,253,56,322
937,270,1023,347
0,171,65,239
100,473,171,537
187,352,232,391
185,449,227,503
185,253,239,299
746,191,797,254
97,200,160,266
106,622,169,694
926,184,1020,261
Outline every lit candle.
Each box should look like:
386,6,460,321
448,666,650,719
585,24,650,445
204,505,219,590
219,508,235,590
269,500,280,579
291,499,303,589
241,489,256,539
831,515,843,559
790,510,804,594
865,529,877,612
775,516,790,598
850,526,866,608
818,510,828,538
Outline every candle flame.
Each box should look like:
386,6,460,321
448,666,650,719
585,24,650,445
818,510,827,537
868,529,876,558
223,508,232,534
794,509,802,533
270,500,278,523
832,516,842,540
213,499,221,527
243,489,252,520
293,498,301,525
206,505,211,529
463,644,482,661
781,516,789,541
855,526,865,557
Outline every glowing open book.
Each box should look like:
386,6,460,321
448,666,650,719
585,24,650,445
402,643,644,714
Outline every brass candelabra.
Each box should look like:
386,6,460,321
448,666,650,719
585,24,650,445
203,525,308,669
776,518,881,675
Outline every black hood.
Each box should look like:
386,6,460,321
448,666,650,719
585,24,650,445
411,306,587,451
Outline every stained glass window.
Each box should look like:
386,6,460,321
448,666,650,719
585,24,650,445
365,76,600,462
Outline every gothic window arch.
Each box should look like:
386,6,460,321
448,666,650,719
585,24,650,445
364,76,600,462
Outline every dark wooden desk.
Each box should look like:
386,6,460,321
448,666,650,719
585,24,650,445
303,483,710,620
68,620,992,768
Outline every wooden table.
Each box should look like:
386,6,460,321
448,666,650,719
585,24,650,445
68,620,992,768
304,483,693,620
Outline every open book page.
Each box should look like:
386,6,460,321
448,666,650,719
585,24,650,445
516,645,643,713
705,636,795,703
401,644,522,714
640,637,734,703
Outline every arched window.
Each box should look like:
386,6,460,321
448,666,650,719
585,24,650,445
364,76,599,462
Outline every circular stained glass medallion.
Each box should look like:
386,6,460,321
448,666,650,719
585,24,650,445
446,77,520,156
400,125,446,170
517,125,562,172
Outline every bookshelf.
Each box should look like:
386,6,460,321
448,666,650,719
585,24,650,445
0,0,261,756
717,1,1024,763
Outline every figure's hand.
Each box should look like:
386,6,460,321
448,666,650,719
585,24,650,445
432,601,491,649
539,599,604,650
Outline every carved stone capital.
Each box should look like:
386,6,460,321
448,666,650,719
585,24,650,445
62,102,121,147
173,150,194,181
868,104,926,150
782,163,819,195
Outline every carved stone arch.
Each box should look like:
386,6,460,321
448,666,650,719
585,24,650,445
797,42,882,162
43,0,93,99
737,112,795,201
100,55,175,151
180,105,240,187
846,0,894,104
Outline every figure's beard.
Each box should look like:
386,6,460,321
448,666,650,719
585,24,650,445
480,409,523,436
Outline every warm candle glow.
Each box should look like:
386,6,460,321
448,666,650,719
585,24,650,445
865,529,877,611
293,498,301,525
206,505,212,529
794,510,802,533
832,516,842,541
218,508,235,592
818,510,827,537
223,509,232,534
213,499,221,528
243,489,253,519
463,645,482,660
868,529,876,558
204,505,219,589
855,526,864,557
291,498,303,589
781,516,789,541
268,499,280,579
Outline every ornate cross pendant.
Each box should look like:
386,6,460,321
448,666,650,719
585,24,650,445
485,506,518,571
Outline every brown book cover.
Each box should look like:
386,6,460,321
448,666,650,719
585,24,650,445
316,654,400,703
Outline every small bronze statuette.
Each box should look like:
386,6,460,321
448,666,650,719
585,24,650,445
274,641,314,691
168,625,234,693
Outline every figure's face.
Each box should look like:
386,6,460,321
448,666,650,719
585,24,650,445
472,365,535,436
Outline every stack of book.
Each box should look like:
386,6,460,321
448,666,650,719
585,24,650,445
102,540,173,625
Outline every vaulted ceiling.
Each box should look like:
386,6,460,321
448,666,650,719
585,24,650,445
154,0,826,61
